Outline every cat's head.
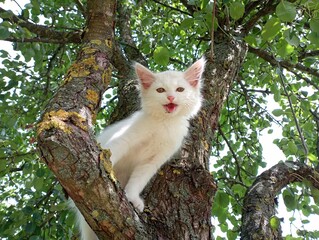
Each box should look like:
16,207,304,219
135,58,205,119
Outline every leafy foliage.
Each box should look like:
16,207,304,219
0,0,318,239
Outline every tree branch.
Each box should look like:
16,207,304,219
241,0,279,35
310,109,319,171
241,161,319,239
36,0,152,239
237,1,261,24
153,0,192,16
289,69,319,91
248,46,319,78
180,0,198,15
3,36,79,44
0,7,82,44
298,50,319,60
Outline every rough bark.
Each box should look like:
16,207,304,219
241,161,319,240
37,0,152,239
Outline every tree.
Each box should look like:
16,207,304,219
0,0,318,239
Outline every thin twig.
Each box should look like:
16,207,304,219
310,108,319,170
210,0,216,61
73,0,86,18
153,0,191,16
290,70,319,91
242,0,277,35
298,50,319,60
277,66,309,159
218,126,243,182
249,46,319,78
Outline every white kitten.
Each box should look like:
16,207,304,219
73,58,205,240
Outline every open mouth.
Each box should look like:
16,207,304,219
164,103,178,113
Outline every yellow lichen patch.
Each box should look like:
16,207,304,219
37,113,72,135
63,75,72,85
90,39,102,45
86,89,99,105
63,56,98,84
83,47,98,55
202,140,210,151
173,169,181,175
92,210,99,218
100,149,116,182
66,62,90,79
105,39,112,48
37,109,87,135
78,56,100,71
158,170,164,176
101,220,117,234
102,67,112,85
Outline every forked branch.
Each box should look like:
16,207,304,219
0,7,82,44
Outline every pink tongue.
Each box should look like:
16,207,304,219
164,103,177,113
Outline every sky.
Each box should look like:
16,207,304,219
1,0,318,239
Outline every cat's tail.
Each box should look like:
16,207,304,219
68,199,99,240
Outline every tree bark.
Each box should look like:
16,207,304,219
37,0,153,239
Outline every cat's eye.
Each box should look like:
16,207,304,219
156,88,166,93
176,87,185,92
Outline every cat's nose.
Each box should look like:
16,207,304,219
167,96,175,102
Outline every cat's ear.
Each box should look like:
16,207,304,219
184,57,205,87
135,63,155,89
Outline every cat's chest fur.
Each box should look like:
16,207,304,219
110,111,189,186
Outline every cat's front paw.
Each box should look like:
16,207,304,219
127,195,144,212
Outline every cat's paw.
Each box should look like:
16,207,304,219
127,195,144,212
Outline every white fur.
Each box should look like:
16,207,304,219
73,58,205,239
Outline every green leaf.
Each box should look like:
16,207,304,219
287,141,298,154
31,0,41,15
0,160,7,172
244,35,258,47
311,187,319,204
25,222,36,234
310,19,319,33
229,2,245,20
33,177,43,191
0,26,10,40
180,18,194,29
227,230,238,240
283,189,297,210
277,40,294,58
302,204,311,216
261,17,281,41
270,216,280,230
309,32,319,47
214,191,229,208
153,46,170,66
276,1,296,22
301,219,310,224
308,153,318,162
272,109,283,117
